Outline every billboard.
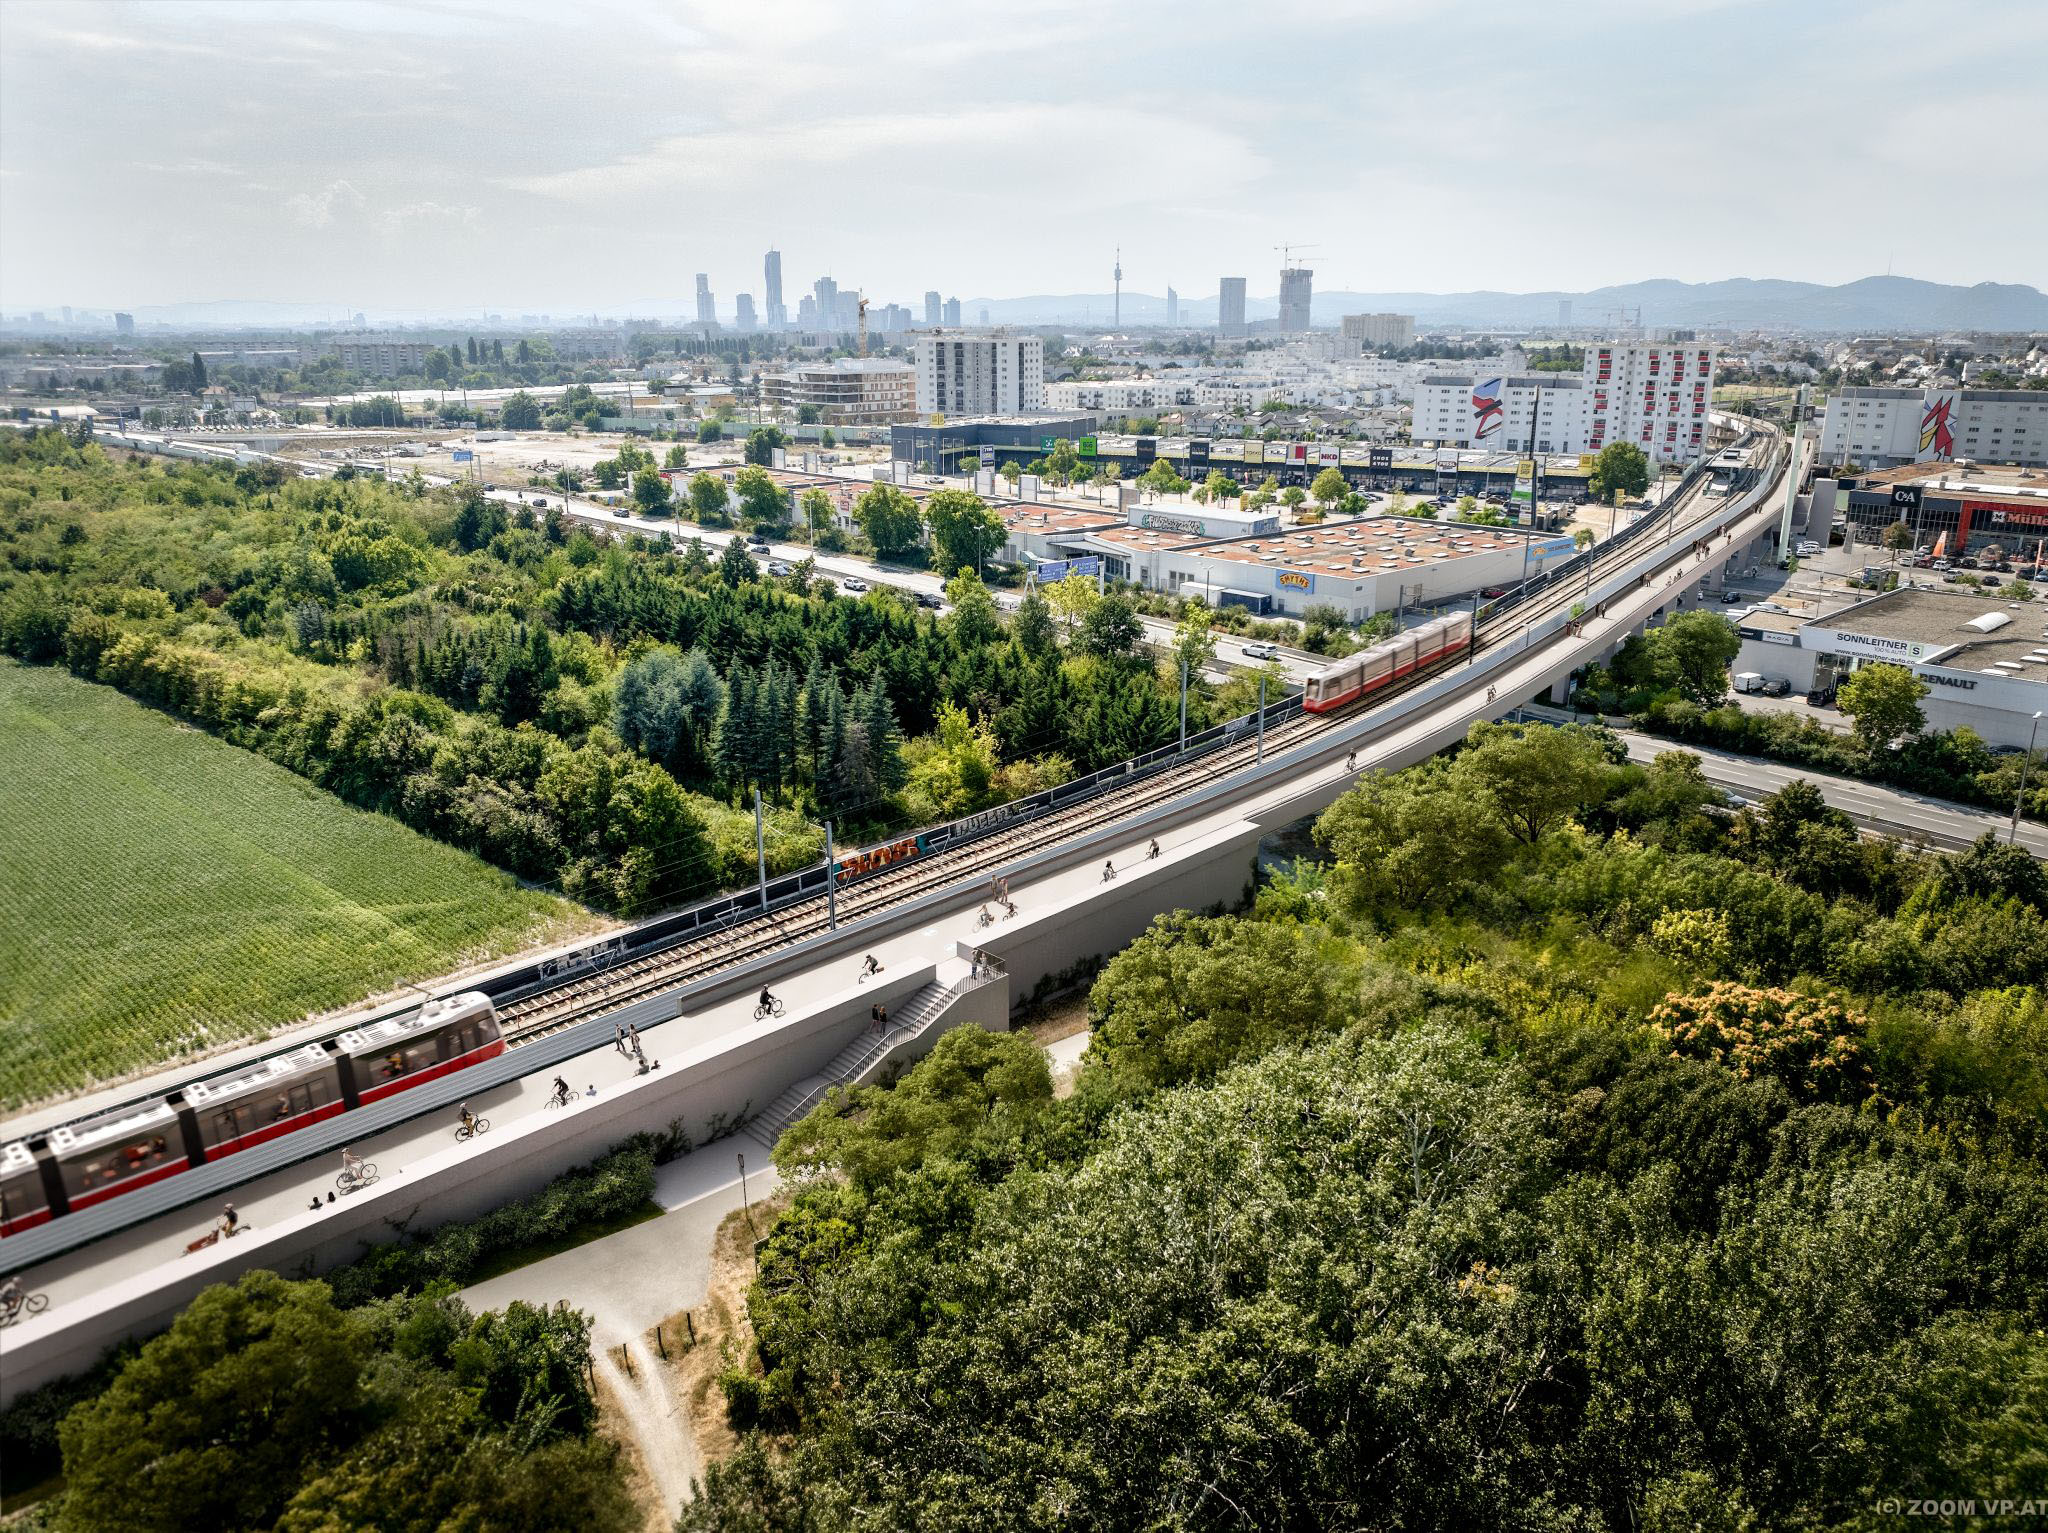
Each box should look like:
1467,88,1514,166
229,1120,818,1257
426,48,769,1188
1471,378,1506,441
1916,390,1960,462
1078,436,1098,457
1368,448,1393,470
1211,440,1245,462
1265,442,1292,464
452,448,474,463
1188,439,1210,462
1318,446,1342,465
1135,437,1158,461
1040,435,1057,452
1888,484,1924,518
1276,569,1315,593
1035,556,1101,583
1512,459,1536,509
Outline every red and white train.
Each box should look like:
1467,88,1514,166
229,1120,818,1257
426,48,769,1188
1302,611,1474,714
1,993,502,1239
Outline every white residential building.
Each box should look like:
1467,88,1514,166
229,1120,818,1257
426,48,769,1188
1340,313,1416,349
762,359,915,426
914,332,1044,416
1045,379,1195,417
1412,343,1716,463
1818,386,2048,469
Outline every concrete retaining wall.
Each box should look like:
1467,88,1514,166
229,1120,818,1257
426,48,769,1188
0,964,954,1404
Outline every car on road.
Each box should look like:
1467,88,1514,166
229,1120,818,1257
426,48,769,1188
767,560,792,576
1759,677,1792,697
746,537,771,552
841,576,869,592
1796,540,1821,557
1721,590,1745,603
914,591,944,610
1933,558,1953,571
1240,641,1280,661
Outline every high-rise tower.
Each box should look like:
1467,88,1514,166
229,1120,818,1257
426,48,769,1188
764,249,785,329
1113,247,1122,328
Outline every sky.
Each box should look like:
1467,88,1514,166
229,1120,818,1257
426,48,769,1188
2,0,2044,317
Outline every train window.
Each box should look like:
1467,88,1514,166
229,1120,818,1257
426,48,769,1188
442,1019,492,1060
356,1039,440,1088
60,1132,175,1196
2,1170,49,1223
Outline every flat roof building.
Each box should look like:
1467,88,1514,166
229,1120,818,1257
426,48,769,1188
1820,386,2048,469
912,332,1045,417
1734,586,2048,749
1414,342,1716,464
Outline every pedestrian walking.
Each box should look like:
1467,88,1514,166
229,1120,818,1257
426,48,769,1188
1102,859,1117,883
612,1022,626,1056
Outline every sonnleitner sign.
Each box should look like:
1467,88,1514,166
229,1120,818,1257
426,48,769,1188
1819,630,1942,663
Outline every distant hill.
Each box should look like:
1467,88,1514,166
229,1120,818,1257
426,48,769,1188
965,276,2048,334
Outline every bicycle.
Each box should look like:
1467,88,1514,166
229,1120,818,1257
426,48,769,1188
0,1291,49,1327
336,1162,378,1194
454,1117,490,1143
753,996,786,1020
857,960,884,985
974,905,996,929
544,1089,573,1110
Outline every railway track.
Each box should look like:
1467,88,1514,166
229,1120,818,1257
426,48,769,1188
497,427,1783,1043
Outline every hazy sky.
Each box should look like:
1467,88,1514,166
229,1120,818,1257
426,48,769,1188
2,0,2043,315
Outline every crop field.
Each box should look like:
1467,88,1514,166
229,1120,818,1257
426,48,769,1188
0,663,599,1111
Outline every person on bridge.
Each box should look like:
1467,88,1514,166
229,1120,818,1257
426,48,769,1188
860,954,882,979
0,1274,23,1315
458,1103,478,1137
551,1076,571,1107
340,1146,364,1183
1487,685,1496,703
1345,750,1356,771
1147,838,1160,860
1102,859,1117,883
758,984,776,1014
219,1203,240,1238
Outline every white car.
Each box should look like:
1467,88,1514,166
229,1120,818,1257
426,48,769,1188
1240,641,1280,661
768,560,792,576
841,576,869,592
1796,540,1821,557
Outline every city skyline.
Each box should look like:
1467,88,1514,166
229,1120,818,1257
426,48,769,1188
3,0,2044,312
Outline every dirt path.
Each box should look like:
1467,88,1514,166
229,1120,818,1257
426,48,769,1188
596,1332,701,1531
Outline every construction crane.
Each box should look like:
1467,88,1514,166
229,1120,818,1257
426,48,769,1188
1273,242,1320,268
857,295,869,357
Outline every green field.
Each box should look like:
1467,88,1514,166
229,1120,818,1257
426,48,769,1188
0,663,597,1110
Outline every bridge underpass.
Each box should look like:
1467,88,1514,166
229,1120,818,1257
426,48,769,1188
0,425,1804,1400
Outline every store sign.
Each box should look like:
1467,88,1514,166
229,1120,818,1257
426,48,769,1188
1187,439,1209,461
1040,436,1056,452
1919,670,1978,691
1369,448,1393,470
1759,631,1798,646
1078,436,1098,457
1824,630,1933,661
1277,570,1315,592
1888,484,1923,515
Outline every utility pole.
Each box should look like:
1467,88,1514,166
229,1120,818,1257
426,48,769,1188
823,820,838,929
1255,674,1266,762
753,788,768,911
1178,659,1188,750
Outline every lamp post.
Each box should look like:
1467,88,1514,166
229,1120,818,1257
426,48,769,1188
2012,711,2043,844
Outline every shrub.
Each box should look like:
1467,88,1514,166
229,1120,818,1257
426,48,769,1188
1649,981,1875,1104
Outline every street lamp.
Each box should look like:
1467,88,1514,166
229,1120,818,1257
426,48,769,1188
2012,710,2043,844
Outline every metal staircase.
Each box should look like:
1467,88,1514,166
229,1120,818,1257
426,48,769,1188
751,972,991,1146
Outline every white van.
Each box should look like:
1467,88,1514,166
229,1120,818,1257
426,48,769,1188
1734,671,1765,694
